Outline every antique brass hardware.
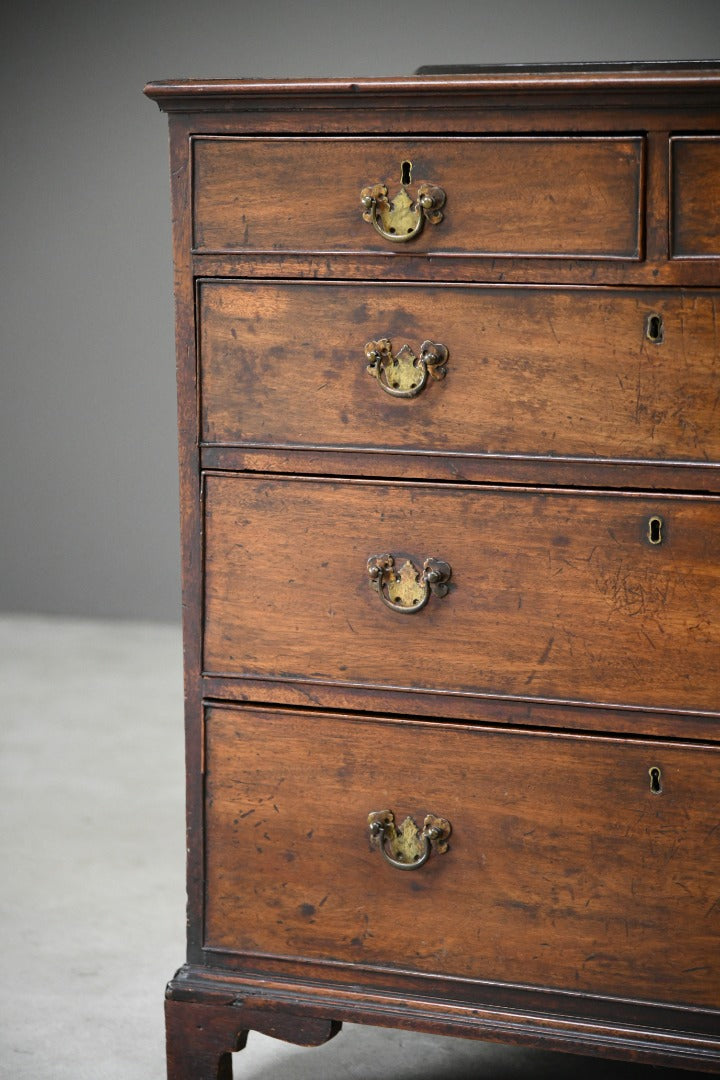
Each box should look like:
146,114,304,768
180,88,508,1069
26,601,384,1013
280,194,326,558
647,515,664,545
368,809,451,871
649,766,663,794
360,165,446,243
645,312,664,344
367,554,452,614
365,338,448,398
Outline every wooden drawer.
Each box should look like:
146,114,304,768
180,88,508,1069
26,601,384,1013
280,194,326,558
204,704,720,1009
151,68,720,1077
203,475,720,715
671,136,720,257
192,136,643,258
199,280,720,467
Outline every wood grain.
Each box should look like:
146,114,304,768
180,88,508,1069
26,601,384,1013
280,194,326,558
144,64,720,108
193,248,720,287
168,113,207,963
151,69,720,1076
203,474,720,714
200,673,720,741
166,966,720,1073
204,704,720,1009
200,445,720,494
192,136,643,258
165,997,339,1080
199,280,720,466
671,136,720,257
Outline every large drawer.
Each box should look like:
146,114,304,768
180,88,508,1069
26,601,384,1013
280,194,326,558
192,136,643,257
203,475,720,715
204,704,720,1009
199,280,720,467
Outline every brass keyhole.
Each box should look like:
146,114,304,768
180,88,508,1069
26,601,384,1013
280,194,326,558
401,159,413,186
649,766,663,794
647,516,663,545
645,313,664,344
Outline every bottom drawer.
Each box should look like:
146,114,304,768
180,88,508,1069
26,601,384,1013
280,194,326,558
204,705,720,1010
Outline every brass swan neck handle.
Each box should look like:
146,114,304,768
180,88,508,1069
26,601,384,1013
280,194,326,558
365,339,448,399
360,179,446,243
368,810,452,871
367,554,452,614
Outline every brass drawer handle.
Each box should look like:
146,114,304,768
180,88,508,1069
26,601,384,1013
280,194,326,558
365,338,448,398
367,554,451,614
360,178,446,243
368,810,451,871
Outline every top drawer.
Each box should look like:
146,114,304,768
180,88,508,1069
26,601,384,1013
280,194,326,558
671,136,720,258
192,136,644,258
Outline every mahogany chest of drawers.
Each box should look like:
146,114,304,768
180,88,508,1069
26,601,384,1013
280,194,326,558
145,65,720,1077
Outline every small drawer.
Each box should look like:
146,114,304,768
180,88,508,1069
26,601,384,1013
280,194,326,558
192,135,644,258
203,475,720,715
204,704,720,1009
199,280,720,467
671,136,720,257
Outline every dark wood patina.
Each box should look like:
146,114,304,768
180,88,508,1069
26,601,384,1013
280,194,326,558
145,64,720,1077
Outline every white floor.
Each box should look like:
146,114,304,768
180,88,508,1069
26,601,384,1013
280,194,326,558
0,615,700,1079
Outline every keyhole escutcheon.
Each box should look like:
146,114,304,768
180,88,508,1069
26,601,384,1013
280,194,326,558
401,159,413,186
647,515,663,545
649,766,663,794
646,313,664,344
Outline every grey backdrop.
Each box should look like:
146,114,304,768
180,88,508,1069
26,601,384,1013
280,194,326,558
2,0,719,621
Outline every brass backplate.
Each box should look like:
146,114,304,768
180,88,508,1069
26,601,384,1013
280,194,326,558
386,559,426,608
376,187,418,239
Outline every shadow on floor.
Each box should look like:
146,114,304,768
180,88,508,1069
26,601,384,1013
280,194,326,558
233,1023,699,1079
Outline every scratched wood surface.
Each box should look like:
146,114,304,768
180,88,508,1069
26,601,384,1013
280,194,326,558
204,704,720,1008
203,474,720,714
192,136,643,257
199,281,720,466
148,70,720,1076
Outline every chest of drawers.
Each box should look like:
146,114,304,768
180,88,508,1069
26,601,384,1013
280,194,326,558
145,65,720,1077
